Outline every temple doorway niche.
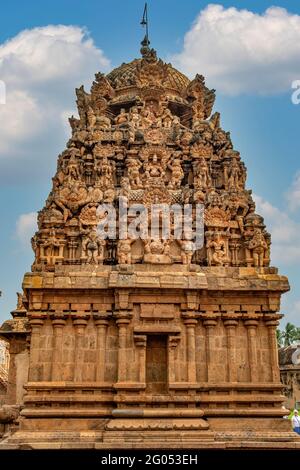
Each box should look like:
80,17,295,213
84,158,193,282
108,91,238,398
146,335,168,393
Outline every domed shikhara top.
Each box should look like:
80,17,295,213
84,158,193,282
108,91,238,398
31,47,271,271
107,55,190,96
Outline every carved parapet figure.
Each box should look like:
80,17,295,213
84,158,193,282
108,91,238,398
0,405,20,424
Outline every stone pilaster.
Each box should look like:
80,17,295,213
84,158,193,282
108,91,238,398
168,335,180,383
203,313,219,383
244,317,259,382
28,315,44,382
115,311,132,384
223,316,239,383
51,316,67,382
182,312,198,383
134,334,147,385
94,315,109,383
73,317,88,382
265,315,281,382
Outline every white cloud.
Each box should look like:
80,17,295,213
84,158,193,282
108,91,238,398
254,194,300,265
15,212,37,247
0,25,110,183
173,4,300,95
287,172,300,212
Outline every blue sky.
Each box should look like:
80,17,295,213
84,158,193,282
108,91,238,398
0,1,299,327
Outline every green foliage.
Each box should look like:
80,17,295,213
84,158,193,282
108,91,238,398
277,322,300,348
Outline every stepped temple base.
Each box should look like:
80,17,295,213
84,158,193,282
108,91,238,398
1,418,299,450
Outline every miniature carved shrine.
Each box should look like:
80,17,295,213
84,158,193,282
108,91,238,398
0,38,299,449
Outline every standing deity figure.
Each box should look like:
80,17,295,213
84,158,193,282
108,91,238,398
16,292,24,311
81,229,105,265
227,158,242,190
168,158,184,189
248,228,268,267
120,177,130,198
95,156,114,189
87,106,97,130
129,106,141,129
206,233,227,266
65,154,81,183
194,157,211,190
179,236,195,265
75,85,91,126
126,157,143,189
117,239,133,264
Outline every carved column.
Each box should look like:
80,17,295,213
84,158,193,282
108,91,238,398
115,312,131,384
203,314,219,383
265,316,281,382
182,312,198,383
168,335,180,384
51,316,67,382
244,318,259,382
28,315,44,382
223,317,239,383
73,317,88,382
95,316,109,383
134,335,147,385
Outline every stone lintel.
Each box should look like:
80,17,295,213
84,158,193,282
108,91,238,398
133,325,181,334
113,382,146,390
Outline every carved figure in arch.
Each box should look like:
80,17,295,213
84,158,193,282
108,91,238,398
144,239,170,256
160,104,174,128
227,158,243,190
206,233,227,266
65,154,82,183
96,113,111,129
143,154,165,182
140,106,154,128
40,229,64,265
194,157,212,190
115,108,129,126
81,229,106,265
95,156,114,189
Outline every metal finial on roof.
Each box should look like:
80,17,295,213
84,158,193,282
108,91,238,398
140,2,150,57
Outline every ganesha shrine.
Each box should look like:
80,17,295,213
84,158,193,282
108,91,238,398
0,34,299,449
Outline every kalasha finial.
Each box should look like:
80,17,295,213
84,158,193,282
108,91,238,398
140,2,150,56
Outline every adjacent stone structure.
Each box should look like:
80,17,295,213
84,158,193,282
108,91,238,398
0,39,299,449
279,344,300,410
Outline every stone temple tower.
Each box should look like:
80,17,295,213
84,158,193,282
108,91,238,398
0,38,299,449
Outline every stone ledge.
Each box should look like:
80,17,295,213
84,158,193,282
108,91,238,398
22,267,289,293
111,408,205,418
20,408,112,418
